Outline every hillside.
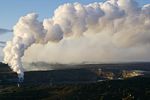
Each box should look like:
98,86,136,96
0,77,150,100
0,62,150,100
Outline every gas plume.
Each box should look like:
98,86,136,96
3,0,150,79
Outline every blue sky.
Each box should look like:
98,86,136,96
0,0,149,29
0,0,149,53
0,0,106,41
0,0,105,29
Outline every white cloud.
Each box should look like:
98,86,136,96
3,0,150,78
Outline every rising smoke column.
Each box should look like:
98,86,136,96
3,0,150,79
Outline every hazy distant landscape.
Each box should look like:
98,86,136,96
0,62,150,100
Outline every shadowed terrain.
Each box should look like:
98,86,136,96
0,62,150,100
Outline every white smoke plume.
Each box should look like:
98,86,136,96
3,0,150,79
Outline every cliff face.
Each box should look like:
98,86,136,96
0,63,17,84
0,62,149,85
0,62,11,72
0,63,98,84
